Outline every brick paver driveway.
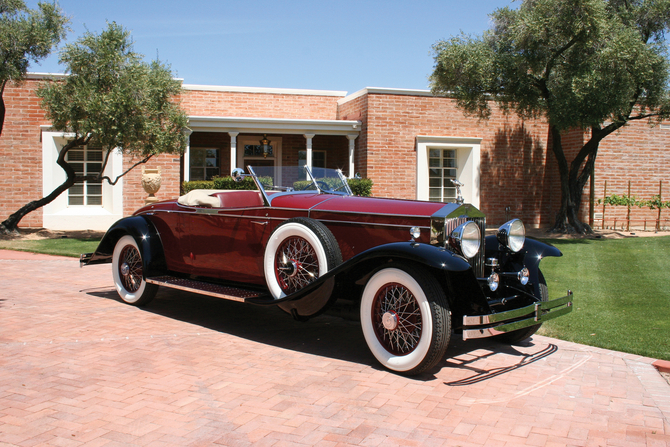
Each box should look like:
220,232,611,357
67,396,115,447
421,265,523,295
1,250,669,446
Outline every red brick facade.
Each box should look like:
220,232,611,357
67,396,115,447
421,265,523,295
1,77,668,231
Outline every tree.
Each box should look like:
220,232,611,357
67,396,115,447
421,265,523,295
0,22,189,234
0,0,68,135
430,0,670,233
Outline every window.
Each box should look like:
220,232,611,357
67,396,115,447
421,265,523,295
190,148,220,180
298,150,326,179
428,149,457,202
66,144,103,206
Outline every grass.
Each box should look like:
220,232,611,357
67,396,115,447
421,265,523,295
538,235,670,361
0,237,101,258
1,233,668,361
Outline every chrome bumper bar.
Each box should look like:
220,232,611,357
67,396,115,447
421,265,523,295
462,291,573,340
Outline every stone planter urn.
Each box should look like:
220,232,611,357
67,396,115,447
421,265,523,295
141,166,162,204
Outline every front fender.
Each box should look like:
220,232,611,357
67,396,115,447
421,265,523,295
81,216,168,278
486,235,562,299
261,242,475,320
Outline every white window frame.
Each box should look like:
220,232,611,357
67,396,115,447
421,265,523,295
42,131,124,231
65,143,104,206
189,147,221,181
416,136,481,208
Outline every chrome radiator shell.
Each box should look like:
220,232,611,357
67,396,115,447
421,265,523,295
431,204,486,278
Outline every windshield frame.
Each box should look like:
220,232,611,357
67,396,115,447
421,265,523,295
245,165,352,205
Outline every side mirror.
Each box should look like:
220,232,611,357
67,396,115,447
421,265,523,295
231,168,245,182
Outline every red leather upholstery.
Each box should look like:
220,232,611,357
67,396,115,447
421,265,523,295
212,191,264,209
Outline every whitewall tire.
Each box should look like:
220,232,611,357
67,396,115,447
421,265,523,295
112,235,158,306
264,217,342,299
360,264,451,375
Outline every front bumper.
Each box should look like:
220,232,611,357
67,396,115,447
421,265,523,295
462,291,573,340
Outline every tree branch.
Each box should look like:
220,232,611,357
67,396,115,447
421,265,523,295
99,154,154,186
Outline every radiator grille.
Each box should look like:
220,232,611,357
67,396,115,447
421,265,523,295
440,215,486,278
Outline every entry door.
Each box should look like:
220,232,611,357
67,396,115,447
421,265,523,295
237,136,282,172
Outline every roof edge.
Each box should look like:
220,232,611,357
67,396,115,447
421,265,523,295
183,84,347,97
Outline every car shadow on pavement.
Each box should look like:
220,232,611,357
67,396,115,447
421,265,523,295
85,286,558,381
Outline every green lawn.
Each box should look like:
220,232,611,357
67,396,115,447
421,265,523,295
0,237,100,258
538,236,670,361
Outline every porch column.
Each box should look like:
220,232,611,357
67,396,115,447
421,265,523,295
347,134,357,177
229,131,239,172
304,133,315,170
182,127,193,182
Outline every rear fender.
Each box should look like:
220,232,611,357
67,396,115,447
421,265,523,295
83,216,167,278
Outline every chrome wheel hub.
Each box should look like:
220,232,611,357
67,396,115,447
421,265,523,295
120,262,130,277
382,311,399,330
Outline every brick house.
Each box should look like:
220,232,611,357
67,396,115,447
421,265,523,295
1,74,668,231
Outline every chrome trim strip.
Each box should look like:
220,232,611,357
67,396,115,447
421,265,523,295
143,209,431,231
462,291,573,340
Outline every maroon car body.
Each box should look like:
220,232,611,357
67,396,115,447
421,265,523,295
82,166,572,375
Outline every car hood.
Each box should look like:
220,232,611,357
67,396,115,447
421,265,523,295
270,193,478,219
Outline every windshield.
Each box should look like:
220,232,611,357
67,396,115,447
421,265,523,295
246,165,352,196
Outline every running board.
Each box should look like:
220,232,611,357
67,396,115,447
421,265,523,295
146,275,273,303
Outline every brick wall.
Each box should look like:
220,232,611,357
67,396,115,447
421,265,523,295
0,79,50,228
181,89,341,120
3,78,669,231
351,92,555,227
590,121,670,229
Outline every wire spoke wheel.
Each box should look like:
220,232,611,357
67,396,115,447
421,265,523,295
360,265,450,375
118,244,143,293
372,283,423,355
112,235,158,306
264,217,342,302
275,236,320,294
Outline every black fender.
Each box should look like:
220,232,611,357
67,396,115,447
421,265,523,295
255,241,481,320
81,216,168,278
485,235,562,300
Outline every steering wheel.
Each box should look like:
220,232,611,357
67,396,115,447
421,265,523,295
316,181,331,191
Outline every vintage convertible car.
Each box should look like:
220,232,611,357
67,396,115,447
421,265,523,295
81,165,572,375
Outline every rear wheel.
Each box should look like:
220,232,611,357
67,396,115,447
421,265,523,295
495,270,548,344
112,235,158,306
360,264,451,375
264,217,342,299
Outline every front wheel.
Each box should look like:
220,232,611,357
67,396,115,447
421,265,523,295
112,235,158,306
360,264,451,375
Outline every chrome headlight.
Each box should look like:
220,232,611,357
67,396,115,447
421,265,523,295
449,221,481,259
497,219,525,253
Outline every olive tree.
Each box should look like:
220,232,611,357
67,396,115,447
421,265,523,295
430,0,670,234
0,22,188,234
0,0,68,135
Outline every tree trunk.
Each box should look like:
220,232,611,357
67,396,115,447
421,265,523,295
549,126,594,234
550,125,618,234
0,81,6,137
0,138,84,235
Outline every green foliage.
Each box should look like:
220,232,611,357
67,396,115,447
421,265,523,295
182,176,373,197
0,0,68,134
0,0,68,85
36,22,188,158
430,0,670,233
181,180,216,194
598,193,670,209
348,177,373,197
182,176,271,194
430,0,670,130
539,236,670,361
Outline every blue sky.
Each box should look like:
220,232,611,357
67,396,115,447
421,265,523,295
26,0,512,95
